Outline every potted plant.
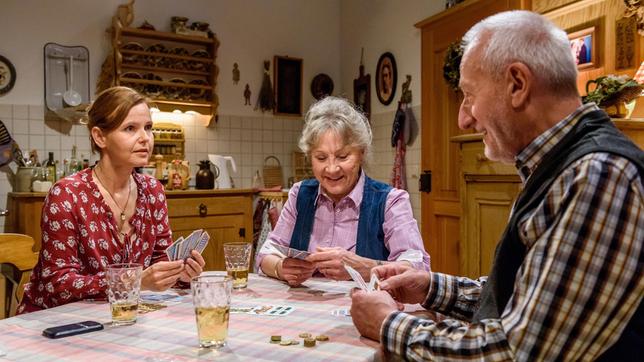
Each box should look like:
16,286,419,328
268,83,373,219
583,74,643,118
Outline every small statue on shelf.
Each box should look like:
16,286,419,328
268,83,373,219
233,63,240,85
244,84,252,105
116,0,134,27
138,20,155,31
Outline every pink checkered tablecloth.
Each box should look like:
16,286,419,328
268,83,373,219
0,274,382,361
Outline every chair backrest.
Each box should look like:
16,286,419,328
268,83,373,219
0,233,38,318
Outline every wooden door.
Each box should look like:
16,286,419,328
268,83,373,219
415,0,528,275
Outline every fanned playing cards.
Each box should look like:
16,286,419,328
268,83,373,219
265,240,311,260
165,229,210,261
344,264,380,292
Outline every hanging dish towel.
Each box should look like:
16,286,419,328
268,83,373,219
390,102,411,190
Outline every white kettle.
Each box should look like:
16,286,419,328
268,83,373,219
208,154,237,189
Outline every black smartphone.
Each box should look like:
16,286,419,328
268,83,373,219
42,321,104,339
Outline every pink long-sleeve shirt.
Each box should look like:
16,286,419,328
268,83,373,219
256,172,430,271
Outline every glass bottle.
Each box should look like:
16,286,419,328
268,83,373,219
46,152,56,182
69,145,81,174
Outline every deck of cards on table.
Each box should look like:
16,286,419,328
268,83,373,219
166,229,210,261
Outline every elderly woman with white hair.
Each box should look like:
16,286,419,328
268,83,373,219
257,96,430,286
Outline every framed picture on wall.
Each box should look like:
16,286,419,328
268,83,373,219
375,52,397,105
568,26,596,70
273,55,303,116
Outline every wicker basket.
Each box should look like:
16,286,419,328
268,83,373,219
263,156,284,188
292,151,313,182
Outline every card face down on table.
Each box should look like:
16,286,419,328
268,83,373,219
166,229,210,261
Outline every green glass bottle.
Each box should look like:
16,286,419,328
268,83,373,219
46,152,56,182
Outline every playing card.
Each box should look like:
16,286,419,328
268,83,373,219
267,240,311,260
343,264,380,292
195,231,210,254
165,236,184,260
230,305,295,316
183,229,203,259
166,230,211,261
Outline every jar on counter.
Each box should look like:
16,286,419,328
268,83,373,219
15,166,35,192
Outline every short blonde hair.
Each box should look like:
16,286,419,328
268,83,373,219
86,86,152,154
299,96,372,166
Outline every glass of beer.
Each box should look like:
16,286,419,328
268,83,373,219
191,275,233,348
106,263,143,326
223,242,252,289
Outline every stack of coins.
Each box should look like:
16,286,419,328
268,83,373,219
303,338,316,347
269,333,330,347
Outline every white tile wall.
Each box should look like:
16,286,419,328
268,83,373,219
0,103,422,231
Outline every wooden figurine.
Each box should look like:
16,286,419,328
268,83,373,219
244,84,251,105
233,63,240,84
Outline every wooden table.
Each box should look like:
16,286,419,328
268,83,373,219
0,274,382,361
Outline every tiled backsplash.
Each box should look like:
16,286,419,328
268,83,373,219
0,103,422,231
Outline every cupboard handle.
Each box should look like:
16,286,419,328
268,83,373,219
476,153,488,162
199,203,207,217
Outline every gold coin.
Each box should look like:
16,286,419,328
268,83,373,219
304,338,316,347
270,335,282,342
299,332,312,338
290,340,300,345
316,334,329,341
279,340,291,346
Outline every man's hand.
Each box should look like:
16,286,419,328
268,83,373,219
280,257,316,286
350,289,400,341
141,260,184,291
179,250,206,283
373,264,431,305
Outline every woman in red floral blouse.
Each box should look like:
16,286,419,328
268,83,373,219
18,86,205,314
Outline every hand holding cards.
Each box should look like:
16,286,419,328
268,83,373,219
166,229,210,261
265,240,311,260
344,264,380,292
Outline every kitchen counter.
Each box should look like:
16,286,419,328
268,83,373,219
5,189,255,269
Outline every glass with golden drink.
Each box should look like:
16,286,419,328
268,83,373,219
106,263,142,326
223,242,252,289
191,275,233,348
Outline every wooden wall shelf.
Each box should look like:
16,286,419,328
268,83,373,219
111,17,220,124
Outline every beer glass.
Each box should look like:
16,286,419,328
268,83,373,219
191,275,233,348
106,263,143,326
223,242,252,289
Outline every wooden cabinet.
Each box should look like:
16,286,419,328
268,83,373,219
5,192,46,252
110,17,219,123
165,190,254,271
4,189,254,271
451,120,642,279
452,135,521,279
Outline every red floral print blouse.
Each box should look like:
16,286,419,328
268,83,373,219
18,168,172,314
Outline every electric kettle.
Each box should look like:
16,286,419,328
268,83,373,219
207,154,237,189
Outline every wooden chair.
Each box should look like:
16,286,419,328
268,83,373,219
0,233,38,319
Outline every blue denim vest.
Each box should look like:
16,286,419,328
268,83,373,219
289,176,392,261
